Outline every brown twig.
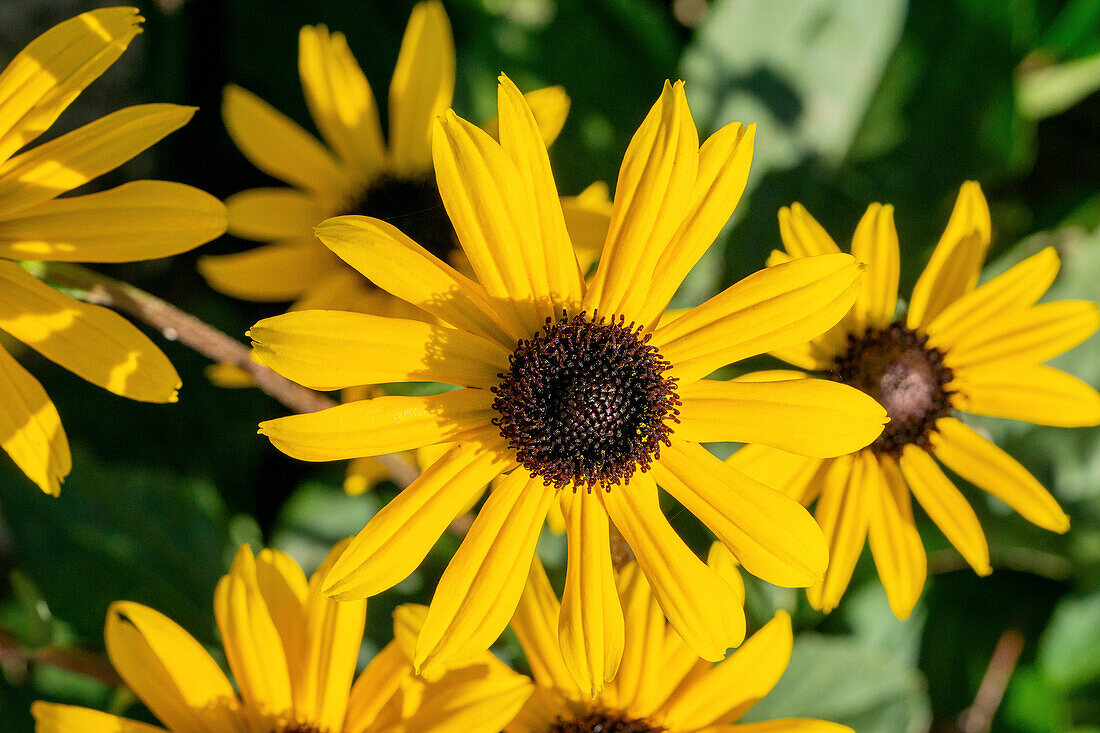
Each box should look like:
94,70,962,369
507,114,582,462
36,263,419,488
0,627,121,687
958,628,1024,733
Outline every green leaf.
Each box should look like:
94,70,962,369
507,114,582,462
1018,53,1100,120
1039,591,1100,690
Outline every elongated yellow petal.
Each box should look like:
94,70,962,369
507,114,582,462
926,247,1060,349
932,417,1069,532
105,602,240,732
345,456,389,495
944,300,1100,370
511,556,580,695
807,453,872,613
677,378,885,457
497,74,583,312
223,84,349,198
252,548,310,673
898,445,991,575
657,611,793,729
769,338,838,371
415,471,554,676
585,81,699,322
0,181,224,262
298,25,385,178
867,455,926,620
725,444,825,506
778,203,841,258
558,488,624,698
847,203,899,332
0,104,194,218
732,720,854,733
344,642,412,733
0,261,179,402
401,663,534,733
653,254,861,385
323,434,512,600
483,86,571,148
315,215,520,347
199,238,340,302
642,121,755,325
31,702,166,733
654,438,827,588
604,562,665,715
0,8,142,164
0,344,69,495
951,363,1100,427
260,389,494,461
390,0,454,175
250,310,509,391
225,187,325,242
907,181,991,330
600,471,745,661
561,182,612,273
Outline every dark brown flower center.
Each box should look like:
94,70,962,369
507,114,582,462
549,709,664,733
492,312,680,490
832,320,954,456
278,725,323,733
346,173,457,263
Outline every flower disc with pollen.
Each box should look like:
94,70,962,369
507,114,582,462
549,710,665,733
347,173,458,263
833,320,953,456
492,312,681,490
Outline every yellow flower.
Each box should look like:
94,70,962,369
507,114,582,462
200,0,600,315
250,74,888,693
0,8,227,495
32,543,533,733
508,546,851,732
730,182,1100,620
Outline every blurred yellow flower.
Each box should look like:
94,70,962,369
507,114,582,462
730,182,1100,619
32,543,532,733
0,8,226,495
249,74,888,692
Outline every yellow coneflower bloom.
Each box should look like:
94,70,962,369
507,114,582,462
730,182,1100,620
250,74,888,692
32,543,533,733
508,547,851,732
0,8,226,495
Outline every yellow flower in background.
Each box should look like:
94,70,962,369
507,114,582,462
200,0,603,315
508,547,851,732
0,8,226,495
250,74,888,693
32,543,532,733
730,182,1100,620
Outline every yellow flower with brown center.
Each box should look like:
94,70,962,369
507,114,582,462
0,8,227,495
730,182,1100,619
508,547,851,733
32,543,533,733
249,74,889,693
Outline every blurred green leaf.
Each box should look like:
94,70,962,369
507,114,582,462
1018,53,1100,120
1039,591,1100,690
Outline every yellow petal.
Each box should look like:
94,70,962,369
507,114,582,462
847,203,899,332
677,378,886,458
198,238,340,302
807,453,872,614
0,344,69,495
951,363,1100,427
642,121,755,325
604,562,665,715
497,74,583,312
511,556,580,694
31,702,166,733
390,0,455,175
658,611,793,729
0,261,179,402
907,181,991,331
223,84,349,198
323,433,512,600
344,456,390,496
925,247,1060,349
298,25,385,178
731,720,854,733
0,104,194,218
558,488,624,698
0,8,143,164
344,642,412,733
104,601,240,732
315,215,521,347
585,81,699,323
482,86,572,147
725,444,824,506
600,471,745,661
653,254,861,385
250,310,509,391
944,300,1100,370
561,182,612,273
777,203,841,258
415,471,554,675
867,455,926,620
769,338,838,371
259,389,494,462
932,417,1069,532
225,187,325,242
653,438,827,588
401,662,534,733
898,445,991,575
